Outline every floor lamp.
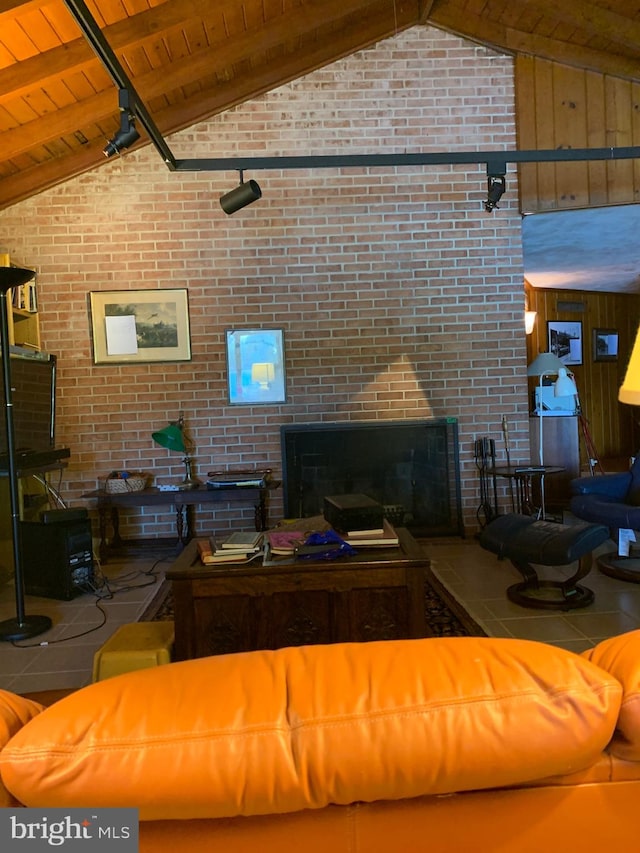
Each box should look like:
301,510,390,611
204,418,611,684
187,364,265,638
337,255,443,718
0,266,52,641
526,351,568,519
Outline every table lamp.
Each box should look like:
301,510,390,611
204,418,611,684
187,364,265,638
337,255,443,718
152,414,198,490
619,323,640,405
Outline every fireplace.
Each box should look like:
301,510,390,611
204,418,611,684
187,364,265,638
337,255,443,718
280,418,463,537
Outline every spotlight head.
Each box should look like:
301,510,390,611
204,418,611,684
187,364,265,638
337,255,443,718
220,178,262,214
103,120,140,158
484,175,506,212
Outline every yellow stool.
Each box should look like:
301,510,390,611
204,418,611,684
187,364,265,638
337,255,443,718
92,621,175,682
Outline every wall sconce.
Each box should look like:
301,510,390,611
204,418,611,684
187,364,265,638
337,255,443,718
251,362,275,389
525,310,537,335
220,170,262,214
103,89,140,158
619,323,640,405
151,414,199,490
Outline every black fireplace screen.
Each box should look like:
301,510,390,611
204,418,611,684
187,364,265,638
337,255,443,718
280,418,463,537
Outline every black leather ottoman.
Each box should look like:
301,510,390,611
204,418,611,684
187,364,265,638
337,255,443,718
479,514,610,610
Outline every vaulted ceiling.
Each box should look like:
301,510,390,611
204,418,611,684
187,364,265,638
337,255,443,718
2,0,640,213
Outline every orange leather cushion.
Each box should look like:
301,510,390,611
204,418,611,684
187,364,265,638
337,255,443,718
583,629,640,760
0,637,621,820
0,690,44,807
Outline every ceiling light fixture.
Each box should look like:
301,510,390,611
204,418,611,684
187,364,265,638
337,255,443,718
103,88,140,158
220,170,262,214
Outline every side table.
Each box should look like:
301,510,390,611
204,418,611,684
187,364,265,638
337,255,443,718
489,465,565,517
82,482,279,560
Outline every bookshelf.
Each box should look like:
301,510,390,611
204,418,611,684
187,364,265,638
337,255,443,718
0,252,40,351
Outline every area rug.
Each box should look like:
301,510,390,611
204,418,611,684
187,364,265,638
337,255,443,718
141,570,487,639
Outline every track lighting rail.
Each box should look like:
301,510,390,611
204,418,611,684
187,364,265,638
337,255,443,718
64,0,640,182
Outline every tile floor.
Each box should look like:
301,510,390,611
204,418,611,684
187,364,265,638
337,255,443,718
2,533,640,695
0,547,173,695
428,535,640,653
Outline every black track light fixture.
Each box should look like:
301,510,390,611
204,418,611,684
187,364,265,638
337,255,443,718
484,167,506,213
103,88,141,158
220,170,262,214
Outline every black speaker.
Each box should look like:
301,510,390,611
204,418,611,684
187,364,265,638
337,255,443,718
21,512,94,600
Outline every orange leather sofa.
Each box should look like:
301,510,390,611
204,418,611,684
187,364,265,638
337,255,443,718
2,631,640,852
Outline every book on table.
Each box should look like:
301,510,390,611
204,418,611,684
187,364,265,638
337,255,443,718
196,538,261,565
342,518,399,547
221,530,264,549
266,515,330,556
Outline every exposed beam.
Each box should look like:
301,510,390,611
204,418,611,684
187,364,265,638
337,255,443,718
1,0,418,160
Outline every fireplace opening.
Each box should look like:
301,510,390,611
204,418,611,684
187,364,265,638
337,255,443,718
280,418,463,537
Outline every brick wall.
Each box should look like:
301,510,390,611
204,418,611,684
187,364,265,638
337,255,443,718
0,26,529,542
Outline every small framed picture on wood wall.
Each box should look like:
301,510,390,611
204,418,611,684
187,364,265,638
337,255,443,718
593,328,619,362
547,320,583,366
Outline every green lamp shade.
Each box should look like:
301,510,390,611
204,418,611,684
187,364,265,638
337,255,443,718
152,423,186,453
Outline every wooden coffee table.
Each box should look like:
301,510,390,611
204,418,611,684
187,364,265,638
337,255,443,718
166,529,430,660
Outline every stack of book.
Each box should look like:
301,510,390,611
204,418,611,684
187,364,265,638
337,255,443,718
341,517,399,547
197,531,263,565
266,515,330,556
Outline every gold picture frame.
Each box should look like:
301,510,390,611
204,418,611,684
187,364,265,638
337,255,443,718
89,289,191,364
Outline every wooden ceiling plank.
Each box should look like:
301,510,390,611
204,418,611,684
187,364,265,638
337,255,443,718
0,0,202,102
429,4,640,83
0,0,418,178
0,0,378,104
14,8,64,53
0,89,116,159
530,0,640,54
0,0,47,16
0,4,420,157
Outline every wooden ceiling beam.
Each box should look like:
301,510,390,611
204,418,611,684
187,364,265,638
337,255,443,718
0,0,393,103
0,0,419,207
0,0,418,160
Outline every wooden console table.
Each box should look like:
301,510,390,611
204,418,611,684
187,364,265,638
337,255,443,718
166,529,430,660
82,483,278,560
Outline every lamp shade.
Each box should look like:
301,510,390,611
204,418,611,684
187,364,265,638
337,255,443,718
0,265,35,294
251,362,275,388
619,324,640,405
152,423,186,453
524,311,537,335
554,367,578,397
527,352,566,377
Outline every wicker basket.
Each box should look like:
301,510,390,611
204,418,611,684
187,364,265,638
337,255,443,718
104,475,147,494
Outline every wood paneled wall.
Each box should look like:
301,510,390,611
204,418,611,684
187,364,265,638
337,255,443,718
516,54,640,467
525,284,640,466
515,55,640,214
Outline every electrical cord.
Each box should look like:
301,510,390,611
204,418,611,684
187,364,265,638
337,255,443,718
10,555,170,649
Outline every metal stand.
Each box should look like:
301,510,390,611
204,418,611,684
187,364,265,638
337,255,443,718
0,267,52,641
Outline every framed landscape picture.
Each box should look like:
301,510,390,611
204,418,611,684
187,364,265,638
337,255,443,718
90,289,191,364
547,320,583,366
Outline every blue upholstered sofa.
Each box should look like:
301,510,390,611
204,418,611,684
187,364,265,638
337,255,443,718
570,455,640,535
